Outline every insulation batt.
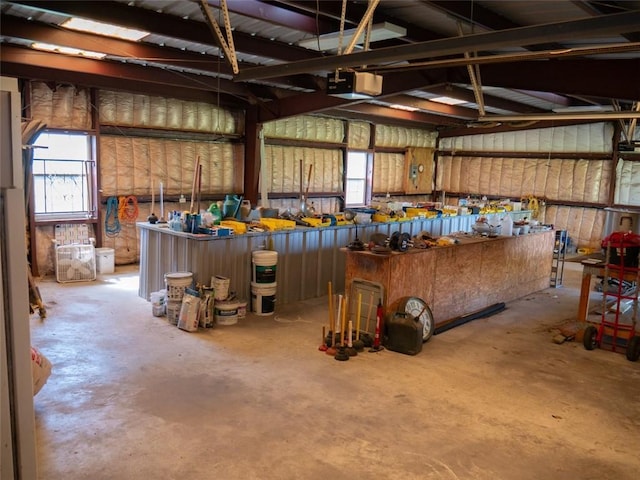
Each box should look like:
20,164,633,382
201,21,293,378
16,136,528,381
439,123,614,153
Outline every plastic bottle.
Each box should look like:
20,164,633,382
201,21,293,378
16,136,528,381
207,202,222,225
501,214,513,237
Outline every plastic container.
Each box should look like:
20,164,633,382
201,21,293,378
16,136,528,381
251,282,276,316
164,272,193,301
150,290,165,317
95,247,115,274
215,300,239,325
252,250,278,284
207,202,222,225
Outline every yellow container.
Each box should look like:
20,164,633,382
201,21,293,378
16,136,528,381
372,213,397,223
302,217,331,227
405,208,430,218
220,220,247,234
259,218,296,231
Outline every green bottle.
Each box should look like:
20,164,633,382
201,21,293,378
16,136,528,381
208,202,222,225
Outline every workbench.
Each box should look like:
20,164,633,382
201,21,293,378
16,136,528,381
344,230,555,326
137,211,532,306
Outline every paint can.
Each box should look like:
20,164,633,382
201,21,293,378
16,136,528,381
164,272,193,302
251,281,276,316
211,275,230,301
215,300,239,325
252,250,278,284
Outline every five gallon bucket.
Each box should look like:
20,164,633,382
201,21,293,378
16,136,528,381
165,272,193,325
252,250,278,284
251,282,276,316
215,300,239,325
95,247,115,274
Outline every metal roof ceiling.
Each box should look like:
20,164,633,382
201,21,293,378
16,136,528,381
1,0,639,138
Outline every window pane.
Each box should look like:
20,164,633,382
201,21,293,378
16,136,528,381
347,151,367,178
345,179,366,205
32,131,95,219
34,133,89,160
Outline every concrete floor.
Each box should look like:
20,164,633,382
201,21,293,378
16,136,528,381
30,260,640,480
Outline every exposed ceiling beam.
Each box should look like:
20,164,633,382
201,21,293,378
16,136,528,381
235,10,640,81
438,118,599,137
0,45,251,104
574,0,640,42
425,0,564,51
11,0,321,62
336,103,463,126
255,69,455,121
1,15,237,76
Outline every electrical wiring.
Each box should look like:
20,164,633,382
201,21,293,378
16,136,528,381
104,196,121,237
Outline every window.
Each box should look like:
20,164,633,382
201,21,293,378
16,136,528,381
345,150,370,206
32,131,97,221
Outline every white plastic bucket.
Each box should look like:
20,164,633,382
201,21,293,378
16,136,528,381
252,250,278,284
95,247,115,274
251,282,276,316
215,300,239,325
211,275,230,301
164,272,193,301
150,290,165,317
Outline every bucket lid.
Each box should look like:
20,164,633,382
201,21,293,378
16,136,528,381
215,300,239,309
165,272,193,279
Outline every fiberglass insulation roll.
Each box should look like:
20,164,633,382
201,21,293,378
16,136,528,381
543,205,605,249
439,123,613,154
437,155,611,204
615,159,640,206
100,136,237,196
348,121,371,149
265,145,342,195
373,152,405,193
98,90,239,134
29,82,91,129
263,115,345,143
133,94,151,127
375,125,437,148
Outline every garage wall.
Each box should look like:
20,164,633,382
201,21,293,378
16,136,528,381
28,81,243,274
438,123,616,249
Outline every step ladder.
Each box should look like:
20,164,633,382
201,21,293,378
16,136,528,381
550,230,568,287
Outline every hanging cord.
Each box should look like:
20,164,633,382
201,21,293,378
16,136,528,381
118,195,139,223
105,196,121,237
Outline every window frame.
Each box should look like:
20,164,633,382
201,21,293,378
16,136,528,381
31,129,98,224
344,149,373,208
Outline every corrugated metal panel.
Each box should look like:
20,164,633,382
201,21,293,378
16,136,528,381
138,212,533,307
